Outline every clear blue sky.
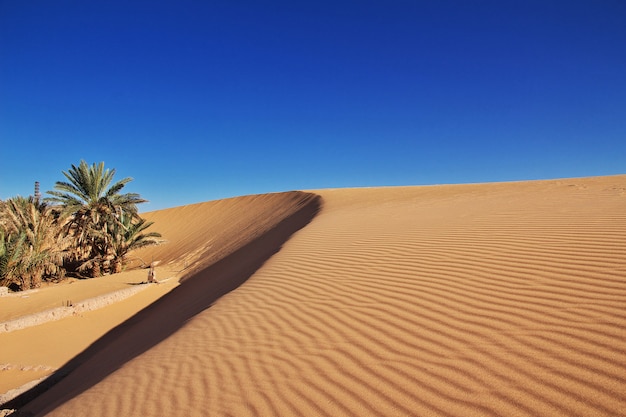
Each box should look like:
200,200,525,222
1,1,625,211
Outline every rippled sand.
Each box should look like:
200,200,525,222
6,177,626,416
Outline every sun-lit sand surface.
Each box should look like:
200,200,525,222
2,177,626,416
0,191,319,408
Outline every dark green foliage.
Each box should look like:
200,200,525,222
0,197,69,290
0,161,160,290
45,160,156,278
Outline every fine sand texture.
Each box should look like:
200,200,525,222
1,191,320,409
7,176,626,416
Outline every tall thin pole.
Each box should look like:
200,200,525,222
34,181,41,203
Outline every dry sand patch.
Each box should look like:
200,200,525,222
4,178,626,416
1,191,320,413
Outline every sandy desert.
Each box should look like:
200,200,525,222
1,175,625,416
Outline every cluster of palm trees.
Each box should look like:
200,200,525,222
0,161,162,291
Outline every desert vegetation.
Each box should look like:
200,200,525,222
0,160,161,291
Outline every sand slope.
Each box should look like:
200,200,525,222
0,191,320,409
136,191,323,274
11,176,626,416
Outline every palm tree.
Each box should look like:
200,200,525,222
46,160,148,277
0,231,27,289
106,213,162,273
0,197,69,289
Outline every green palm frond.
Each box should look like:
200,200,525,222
0,196,70,289
42,160,153,278
105,213,161,273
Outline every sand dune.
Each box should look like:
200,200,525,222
0,191,320,408
6,176,626,416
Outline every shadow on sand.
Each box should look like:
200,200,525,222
6,193,322,416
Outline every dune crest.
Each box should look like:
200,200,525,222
9,176,626,416
135,191,322,275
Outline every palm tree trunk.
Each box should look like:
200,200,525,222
90,262,101,278
19,274,31,291
113,259,123,274
31,269,43,288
